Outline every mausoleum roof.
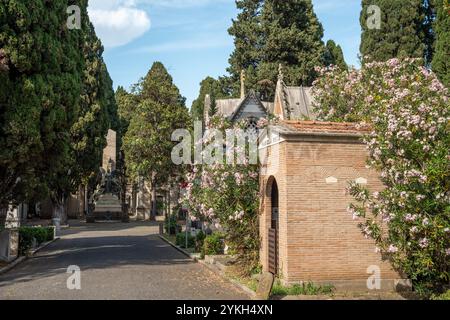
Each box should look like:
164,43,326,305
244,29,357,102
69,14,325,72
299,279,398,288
279,120,370,135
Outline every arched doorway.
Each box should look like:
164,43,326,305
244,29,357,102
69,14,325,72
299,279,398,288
266,177,279,275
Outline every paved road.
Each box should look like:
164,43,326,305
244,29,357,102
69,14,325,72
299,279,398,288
0,222,248,300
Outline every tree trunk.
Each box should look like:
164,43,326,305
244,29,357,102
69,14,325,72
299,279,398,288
85,185,89,216
151,183,157,221
52,195,68,225
79,184,86,219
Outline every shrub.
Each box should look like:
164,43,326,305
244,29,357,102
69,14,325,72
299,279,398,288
165,214,181,235
18,227,35,255
271,280,335,296
313,58,450,296
180,117,267,274
18,226,55,255
176,232,195,249
202,233,225,257
195,231,206,252
432,290,450,300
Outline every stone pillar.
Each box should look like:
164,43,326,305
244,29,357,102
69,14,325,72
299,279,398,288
136,178,146,220
5,205,20,229
0,205,20,262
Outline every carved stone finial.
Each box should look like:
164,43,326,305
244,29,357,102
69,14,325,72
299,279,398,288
278,63,284,82
240,70,246,99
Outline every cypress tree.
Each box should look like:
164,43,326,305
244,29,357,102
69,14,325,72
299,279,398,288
39,2,118,222
227,0,326,98
191,77,229,121
360,0,431,64
0,0,84,212
227,0,264,94
116,86,138,135
324,40,347,70
138,62,186,107
432,0,449,87
0,1,117,223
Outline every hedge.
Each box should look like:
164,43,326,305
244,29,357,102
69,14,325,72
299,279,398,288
19,226,55,255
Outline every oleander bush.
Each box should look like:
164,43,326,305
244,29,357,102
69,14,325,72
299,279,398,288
181,117,266,274
313,58,450,297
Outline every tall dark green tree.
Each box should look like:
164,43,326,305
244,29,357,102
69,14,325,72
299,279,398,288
228,0,264,93
0,0,85,221
123,62,191,219
360,0,434,65
191,77,229,121
324,40,347,70
116,86,138,136
39,3,118,223
432,0,449,87
227,0,326,98
68,19,118,218
0,1,117,224
257,0,326,89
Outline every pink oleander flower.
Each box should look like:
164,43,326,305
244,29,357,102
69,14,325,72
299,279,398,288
388,245,399,253
419,238,429,249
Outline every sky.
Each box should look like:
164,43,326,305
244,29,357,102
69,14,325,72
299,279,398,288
88,0,362,108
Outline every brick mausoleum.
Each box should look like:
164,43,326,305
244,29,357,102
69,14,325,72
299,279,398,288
258,120,409,291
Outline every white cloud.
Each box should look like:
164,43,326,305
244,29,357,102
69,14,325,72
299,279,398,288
88,0,151,48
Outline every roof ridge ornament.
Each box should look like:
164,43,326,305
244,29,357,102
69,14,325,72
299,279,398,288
278,63,284,82
240,69,246,99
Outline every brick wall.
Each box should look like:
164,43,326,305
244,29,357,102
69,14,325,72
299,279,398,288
260,134,403,290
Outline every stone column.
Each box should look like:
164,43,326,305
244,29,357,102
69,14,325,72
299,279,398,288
136,177,146,220
0,205,20,262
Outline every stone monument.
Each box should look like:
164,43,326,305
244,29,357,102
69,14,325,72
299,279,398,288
103,129,117,172
0,206,19,262
87,129,123,222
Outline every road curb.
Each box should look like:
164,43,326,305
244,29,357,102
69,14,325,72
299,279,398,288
198,259,258,299
158,234,256,299
0,237,60,276
158,235,198,261
29,237,60,256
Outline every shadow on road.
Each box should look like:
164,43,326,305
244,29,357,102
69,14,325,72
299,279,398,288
0,225,192,288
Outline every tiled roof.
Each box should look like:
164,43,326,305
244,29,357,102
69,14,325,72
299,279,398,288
280,120,371,134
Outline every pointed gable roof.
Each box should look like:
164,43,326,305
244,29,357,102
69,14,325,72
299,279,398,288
230,90,270,122
274,67,317,121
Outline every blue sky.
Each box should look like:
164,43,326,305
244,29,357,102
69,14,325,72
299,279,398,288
88,0,362,108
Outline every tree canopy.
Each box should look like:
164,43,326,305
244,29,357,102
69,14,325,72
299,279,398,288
360,0,435,65
0,1,117,222
432,0,449,87
191,77,230,121
122,62,191,215
324,40,347,70
226,0,337,99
